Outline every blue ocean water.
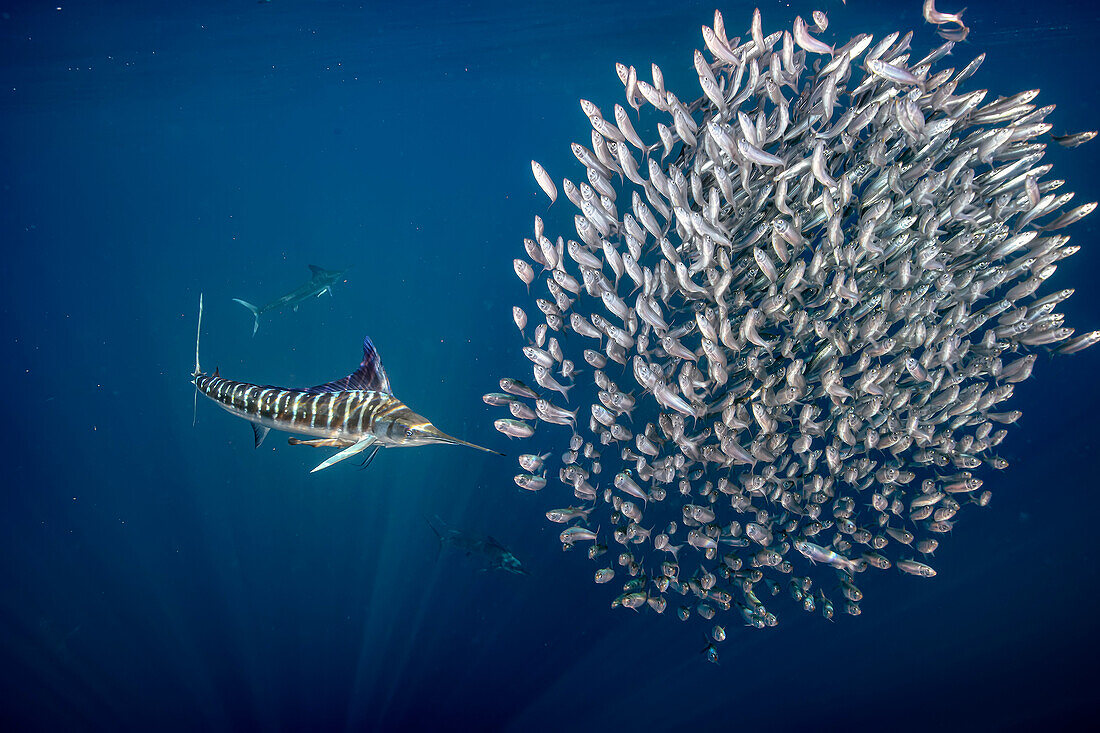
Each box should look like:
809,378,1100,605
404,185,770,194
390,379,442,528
2,0,1099,729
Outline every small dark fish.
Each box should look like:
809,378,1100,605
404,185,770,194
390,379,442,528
427,516,528,575
1051,131,1097,148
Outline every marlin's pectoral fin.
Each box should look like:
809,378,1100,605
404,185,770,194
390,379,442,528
358,444,381,470
251,423,271,448
289,437,355,448
310,435,377,473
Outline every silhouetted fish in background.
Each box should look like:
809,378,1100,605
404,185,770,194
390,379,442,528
233,264,347,335
191,296,502,472
426,516,528,575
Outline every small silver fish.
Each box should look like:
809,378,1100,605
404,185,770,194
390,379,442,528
531,160,557,203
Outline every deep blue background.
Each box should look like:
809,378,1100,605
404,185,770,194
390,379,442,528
2,1,1099,730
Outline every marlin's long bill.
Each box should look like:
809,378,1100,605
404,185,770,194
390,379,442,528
423,426,504,456
191,310,503,471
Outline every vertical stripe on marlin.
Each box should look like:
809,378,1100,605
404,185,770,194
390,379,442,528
264,388,278,418
340,394,352,431
328,393,342,432
325,393,337,429
355,396,367,433
295,393,310,429
309,393,322,428
275,390,290,421
364,393,378,430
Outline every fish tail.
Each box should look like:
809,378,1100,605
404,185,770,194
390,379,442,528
232,298,260,336
192,293,203,427
425,515,441,539
193,293,204,378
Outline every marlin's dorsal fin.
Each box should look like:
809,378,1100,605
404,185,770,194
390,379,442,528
305,336,392,394
308,264,328,277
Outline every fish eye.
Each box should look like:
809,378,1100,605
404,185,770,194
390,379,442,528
405,428,414,438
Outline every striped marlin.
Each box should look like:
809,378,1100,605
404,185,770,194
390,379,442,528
233,264,347,336
190,295,502,472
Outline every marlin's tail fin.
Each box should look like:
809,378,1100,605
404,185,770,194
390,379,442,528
232,298,260,336
193,293,204,426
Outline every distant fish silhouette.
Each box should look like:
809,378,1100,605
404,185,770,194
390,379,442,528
426,516,528,575
233,264,347,335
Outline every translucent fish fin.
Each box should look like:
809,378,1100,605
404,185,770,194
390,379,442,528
251,423,271,448
305,337,392,394
357,445,381,470
310,435,377,473
232,298,260,336
289,437,354,448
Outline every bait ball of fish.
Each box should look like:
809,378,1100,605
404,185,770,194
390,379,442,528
490,7,1097,643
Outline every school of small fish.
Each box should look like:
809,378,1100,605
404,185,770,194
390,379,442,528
487,7,1098,657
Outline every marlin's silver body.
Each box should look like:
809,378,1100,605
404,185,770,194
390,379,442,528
192,297,499,471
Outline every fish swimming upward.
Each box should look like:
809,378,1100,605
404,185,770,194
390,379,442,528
191,295,502,472
233,264,347,335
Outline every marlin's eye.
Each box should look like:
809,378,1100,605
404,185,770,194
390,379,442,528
405,428,414,438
